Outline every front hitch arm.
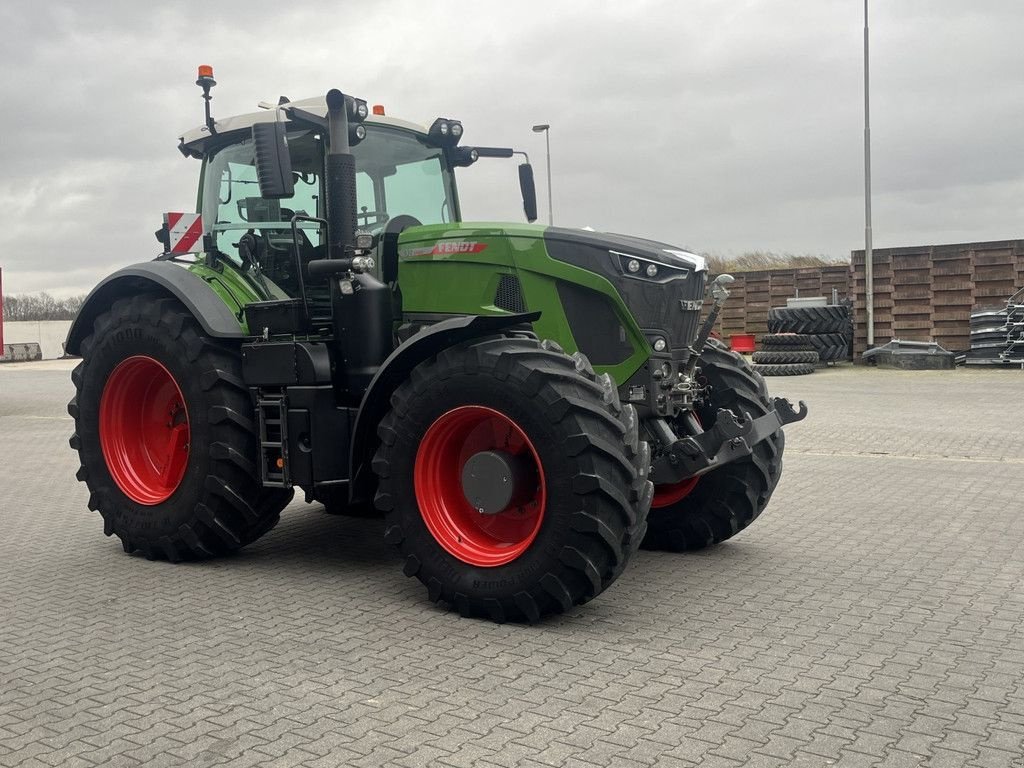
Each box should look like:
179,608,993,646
683,273,735,380
650,396,808,484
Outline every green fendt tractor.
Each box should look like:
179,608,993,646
67,69,806,622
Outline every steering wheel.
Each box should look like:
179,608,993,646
357,209,389,227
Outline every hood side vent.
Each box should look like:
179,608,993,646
495,274,526,313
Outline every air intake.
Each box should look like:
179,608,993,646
494,274,526,313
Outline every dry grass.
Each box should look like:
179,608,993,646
705,251,849,274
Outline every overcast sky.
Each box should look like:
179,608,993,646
1,0,1022,295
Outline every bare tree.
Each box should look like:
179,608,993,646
2,292,87,321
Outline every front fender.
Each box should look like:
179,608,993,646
65,262,247,355
348,311,540,504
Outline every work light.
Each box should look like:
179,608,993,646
349,97,369,122
451,146,479,167
429,118,463,146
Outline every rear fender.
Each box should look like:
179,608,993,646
348,311,540,504
65,262,247,355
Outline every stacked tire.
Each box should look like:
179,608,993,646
752,335,819,376
757,304,853,376
966,301,1024,365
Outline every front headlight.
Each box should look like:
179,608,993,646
611,250,687,282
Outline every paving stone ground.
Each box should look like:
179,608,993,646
1,361,1023,767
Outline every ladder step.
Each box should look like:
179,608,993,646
257,391,289,487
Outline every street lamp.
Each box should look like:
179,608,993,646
532,124,553,225
864,0,874,348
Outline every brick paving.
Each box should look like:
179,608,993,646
1,361,1023,767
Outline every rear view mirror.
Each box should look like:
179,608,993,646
252,122,295,199
518,163,538,223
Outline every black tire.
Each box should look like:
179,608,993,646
373,337,652,622
970,331,1010,345
69,294,292,561
760,333,816,350
316,486,378,517
767,305,849,335
970,310,1007,327
642,339,785,552
806,333,851,362
751,350,820,365
752,362,816,376
967,346,1008,359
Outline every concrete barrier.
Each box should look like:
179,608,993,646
1,342,43,362
0,321,74,360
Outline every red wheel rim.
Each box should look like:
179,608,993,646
99,356,190,505
414,405,546,567
651,412,702,509
651,476,699,508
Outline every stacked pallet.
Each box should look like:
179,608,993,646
752,305,853,376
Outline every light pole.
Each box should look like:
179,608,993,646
532,124,553,224
864,0,874,348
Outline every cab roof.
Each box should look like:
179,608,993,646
178,95,429,158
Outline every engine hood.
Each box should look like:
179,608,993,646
397,222,705,273
543,227,707,273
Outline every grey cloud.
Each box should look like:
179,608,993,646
1,0,1021,293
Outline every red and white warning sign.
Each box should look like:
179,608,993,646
163,212,204,254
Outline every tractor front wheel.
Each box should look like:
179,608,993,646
69,294,292,560
642,339,785,551
373,337,652,622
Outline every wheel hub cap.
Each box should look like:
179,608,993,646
461,449,536,515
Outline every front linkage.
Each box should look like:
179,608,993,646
647,274,808,486
650,396,807,484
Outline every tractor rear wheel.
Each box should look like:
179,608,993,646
69,294,292,560
642,339,785,551
373,337,652,622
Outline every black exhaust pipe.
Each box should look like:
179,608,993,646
323,89,393,400
325,89,357,263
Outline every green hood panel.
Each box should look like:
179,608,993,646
398,221,550,245
396,222,652,383
186,259,275,336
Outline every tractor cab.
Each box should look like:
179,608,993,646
178,96,536,305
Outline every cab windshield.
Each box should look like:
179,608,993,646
352,127,457,228
201,124,457,271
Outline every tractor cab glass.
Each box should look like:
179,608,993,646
202,130,324,295
351,127,456,228
201,124,457,296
